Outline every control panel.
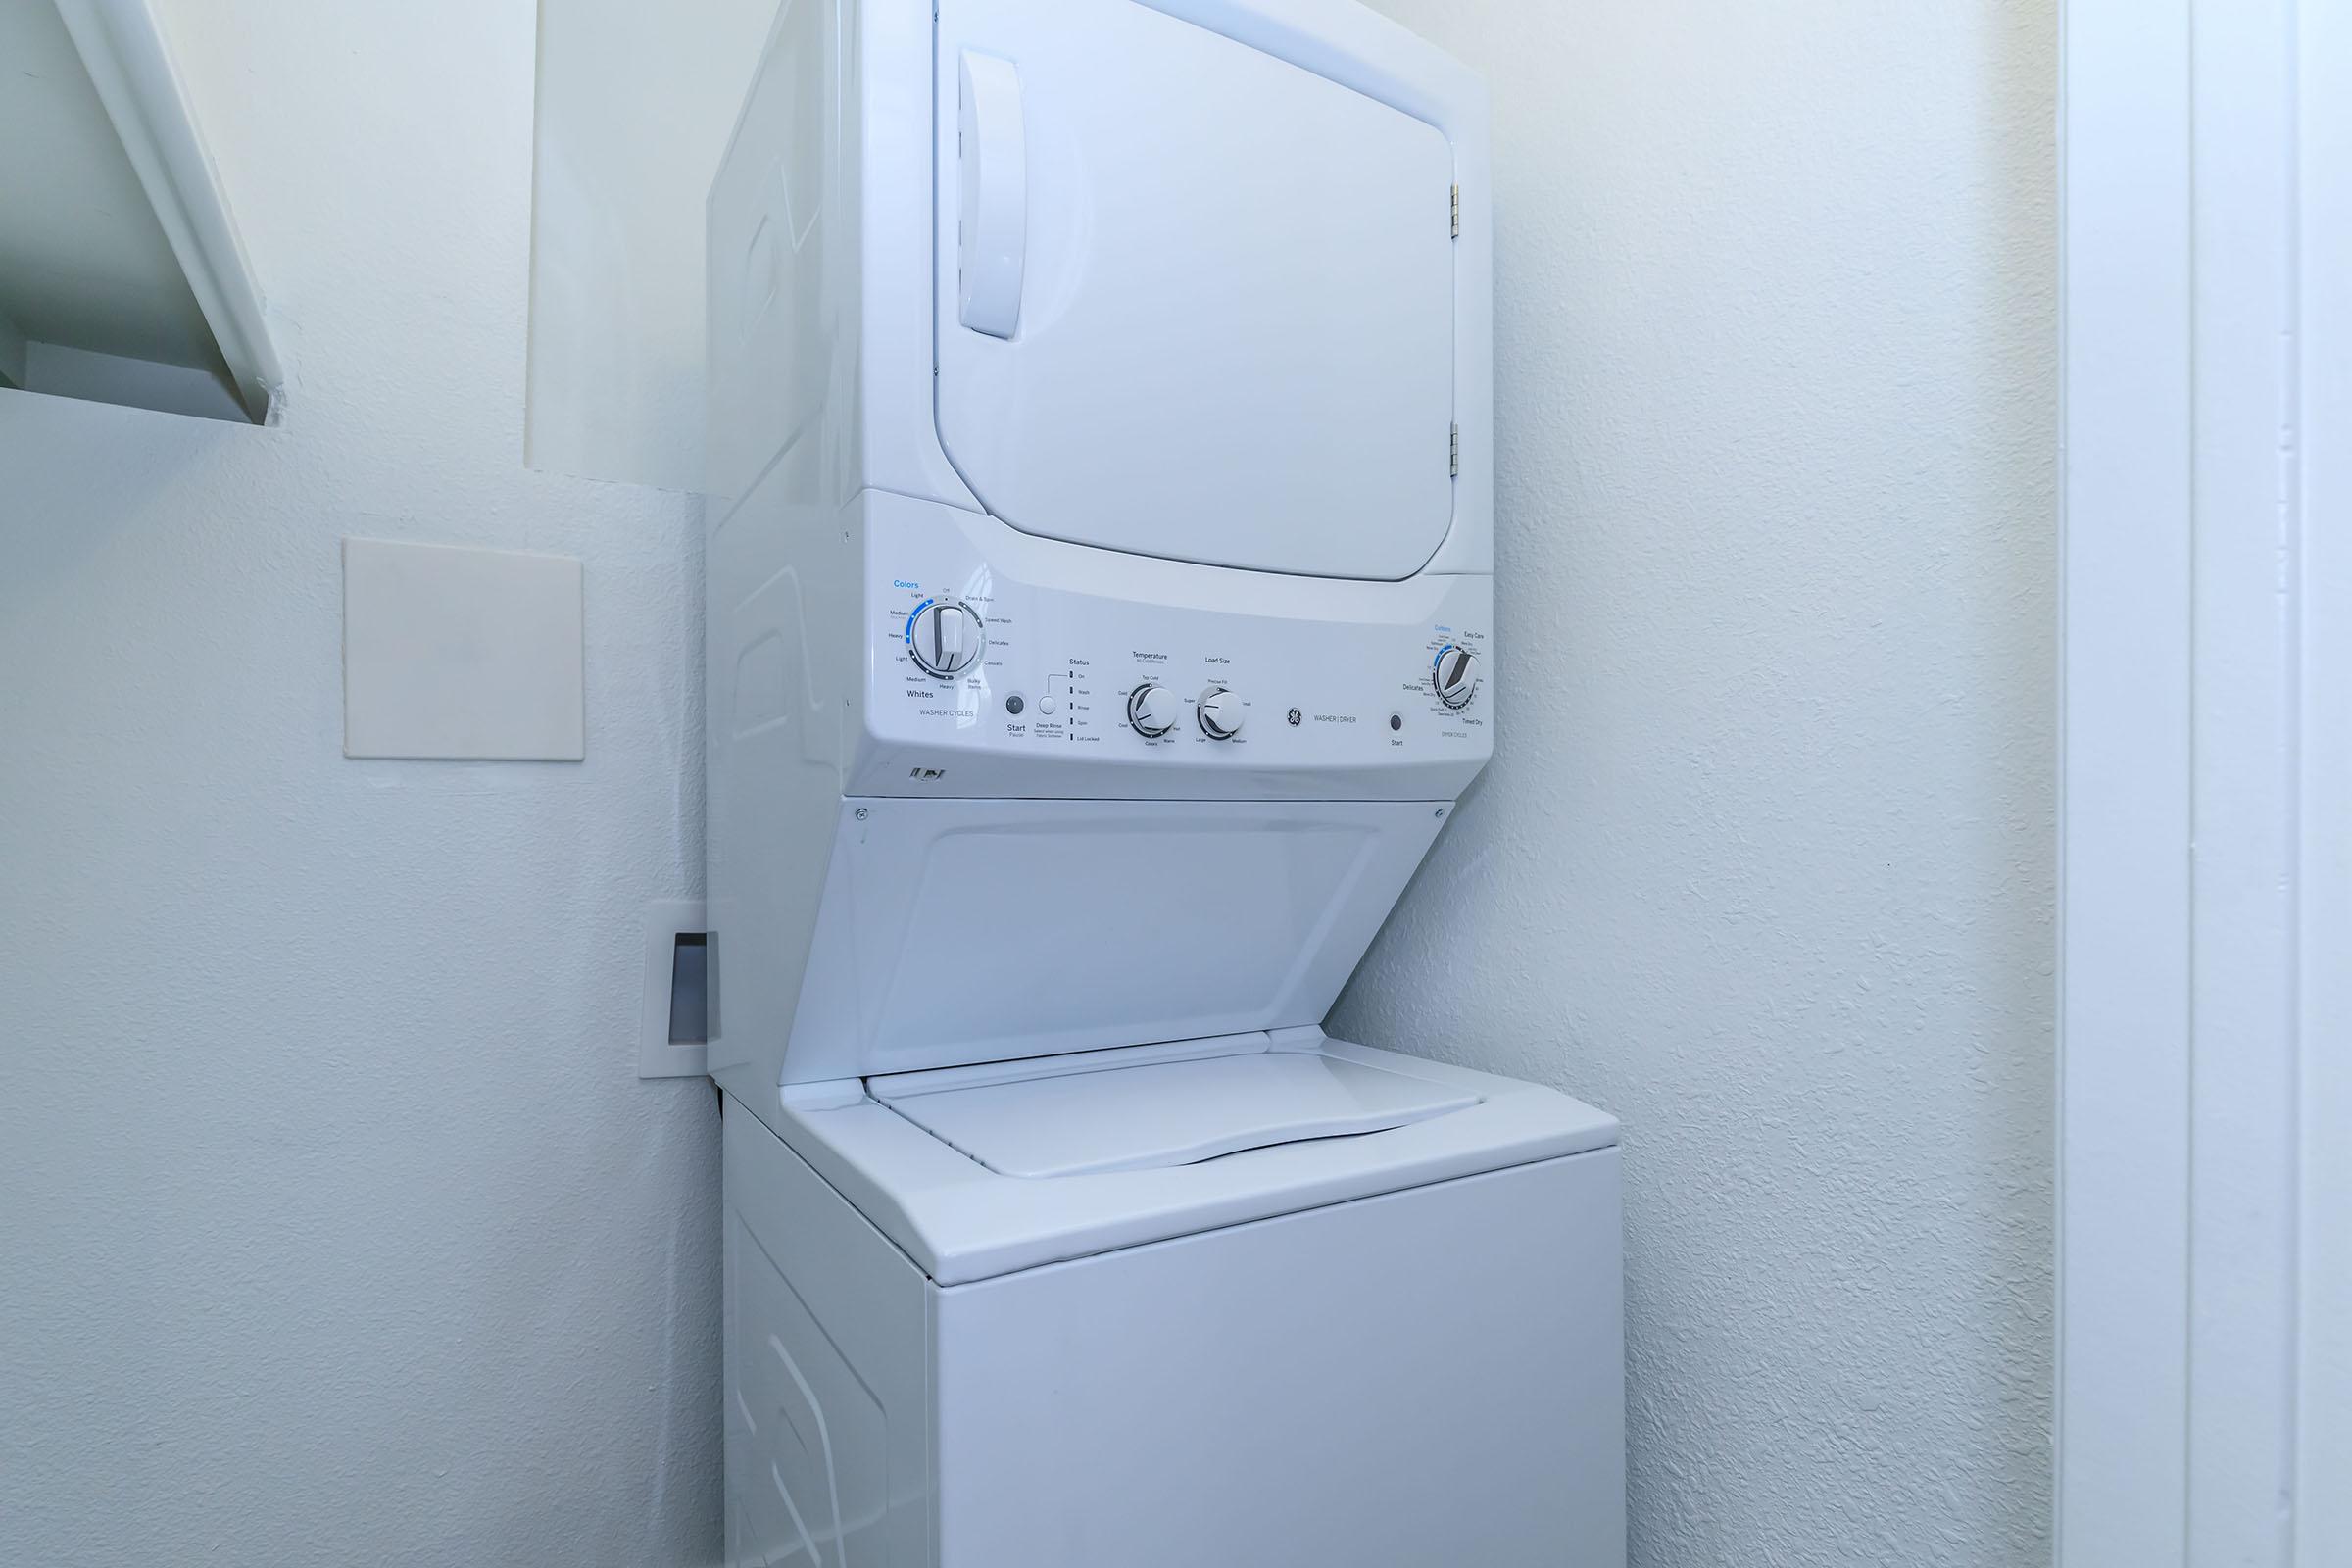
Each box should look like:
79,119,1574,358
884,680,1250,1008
858,507,1492,798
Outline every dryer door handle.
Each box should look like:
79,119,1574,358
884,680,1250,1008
957,51,1027,340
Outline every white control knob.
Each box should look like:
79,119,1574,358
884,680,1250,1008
907,600,985,678
1127,683,1184,737
1197,687,1244,739
1432,645,1480,710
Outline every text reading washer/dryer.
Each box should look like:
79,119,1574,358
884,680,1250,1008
704,1,1624,1563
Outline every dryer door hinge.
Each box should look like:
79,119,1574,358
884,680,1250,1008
1449,423,1459,477
1450,184,1460,238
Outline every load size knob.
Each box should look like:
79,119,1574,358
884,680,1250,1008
906,600,985,678
1432,645,1481,710
1197,687,1244,739
1127,683,1185,738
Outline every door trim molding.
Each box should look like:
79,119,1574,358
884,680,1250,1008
2059,2,2343,1562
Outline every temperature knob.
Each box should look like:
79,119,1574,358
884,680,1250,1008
907,600,984,678
1197,687,1244,739
1432,645,1480,710
1127,683,1184,737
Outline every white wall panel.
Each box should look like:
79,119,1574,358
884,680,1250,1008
526,0,777,491
0,4,716,1563
2297,6,2352,1562
1337,3,2060,1563
2060,2,2349,1562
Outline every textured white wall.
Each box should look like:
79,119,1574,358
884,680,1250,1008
525,0,777,492
0,4,717,1565
1333,3,2056,1564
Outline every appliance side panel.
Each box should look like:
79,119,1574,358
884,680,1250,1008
723,1095,934,1568
932,1152,1625,1568
705,0,867,1103
706,474,864,1103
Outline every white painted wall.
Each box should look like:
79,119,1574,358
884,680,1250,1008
525,0,777,491
1333,4,2057,1564
0,4,715,1565
0,2,2059,1561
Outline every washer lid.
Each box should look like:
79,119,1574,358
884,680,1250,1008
871,1039,1480,1179
766,1032,1620,1285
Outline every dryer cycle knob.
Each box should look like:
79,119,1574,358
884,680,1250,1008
1127,683,1184,738
1197,687,1244,739
1432,645,1481,710
907,600,985,678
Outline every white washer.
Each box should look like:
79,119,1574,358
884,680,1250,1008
726,1034,1621,1567
704,3,1622,1563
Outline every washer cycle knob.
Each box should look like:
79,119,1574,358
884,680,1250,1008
1127,684,1185,737
1432,645,1481,710
1197,687,1244,739
907,600,985,678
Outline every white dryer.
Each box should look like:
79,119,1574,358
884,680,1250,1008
704,1,1623,1563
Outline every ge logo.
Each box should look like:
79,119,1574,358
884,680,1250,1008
1287,708,1302,726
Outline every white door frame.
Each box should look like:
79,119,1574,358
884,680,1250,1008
2058,2,2349,1563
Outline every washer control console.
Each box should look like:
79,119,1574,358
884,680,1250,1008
870,532,1490,788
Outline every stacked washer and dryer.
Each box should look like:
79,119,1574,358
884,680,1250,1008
704,1,1623,1562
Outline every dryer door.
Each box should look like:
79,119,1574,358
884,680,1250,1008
934,0,1457,581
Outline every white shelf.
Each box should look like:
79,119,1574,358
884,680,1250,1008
0,0,279,422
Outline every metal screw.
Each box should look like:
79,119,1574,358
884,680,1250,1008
1434,808,1445,818
855,808,869,821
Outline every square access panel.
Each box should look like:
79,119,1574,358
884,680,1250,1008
342,538,585,761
